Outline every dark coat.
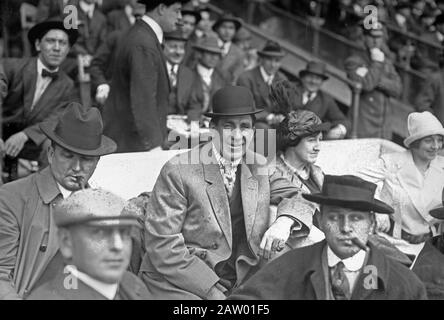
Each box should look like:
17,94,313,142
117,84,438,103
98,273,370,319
168,64,195,115
229,240,428,300
103,20,170,152
107,9,132,33
0,58,76,149
414,69,444,125
27,270,151,300
236,66,287,121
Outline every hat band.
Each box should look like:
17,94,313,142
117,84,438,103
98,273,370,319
322,183,376,204
54,122,102,151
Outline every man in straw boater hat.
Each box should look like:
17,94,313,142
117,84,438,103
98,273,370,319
27,189,150,300
229,175,427,300
0,19,78,179
0,102,117,299
139,86,315,299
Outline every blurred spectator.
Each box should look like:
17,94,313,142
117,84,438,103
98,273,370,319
212,14,245,84
344,23,402,139
181,3,202,68
233,27,258,71
107,0,146,33
237,40,287,127
36,0,69,22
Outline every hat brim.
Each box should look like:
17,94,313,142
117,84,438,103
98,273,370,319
28,20,78,46
58,216,142,228
204,108,264,118
430,207,444,219
403,129,444,147
192,44,223,54
302,193,394,214
258,51,286,58
299,70,329,80
40,121,117,156
212,18,242,32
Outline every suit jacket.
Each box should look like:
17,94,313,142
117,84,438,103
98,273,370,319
359,150,444,237
186,66,229,122
139,144,314,299
168,64,195,115
0,168,64,299
0,57,76,147
414,69,444,125
107,9,132,33
344,50,402,138
27,269,150,300
217,43,245,85
229,240,428,300
236,66,287,121
103,19,170,152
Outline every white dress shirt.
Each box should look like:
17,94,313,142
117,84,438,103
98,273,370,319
197,63,214,87
302,91,317,105
65,265,118,300
142,15,163,44
166,61,179,87
259,66,275,86
217,39,231,56
79,0,95,19
56,183,73,199
32,58,58,109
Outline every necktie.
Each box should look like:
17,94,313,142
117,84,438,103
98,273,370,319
221,162,236,198
331,261,351,300
169,64,178,88
42,69,58,80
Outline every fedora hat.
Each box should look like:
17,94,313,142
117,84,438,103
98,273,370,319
164,29,187,42
403,111,444,147
257,40,286,58
40,102,117,156
303,175,394,214
193,34,223,54
430,188,444,219
212,14,243,32
28,20,78,46
204,86,264,117
299,60,329,80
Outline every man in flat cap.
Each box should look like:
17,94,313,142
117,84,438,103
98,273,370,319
0,103,117,299
27,189,150,300
140,86,315,300
103,0,188,152
0,20,79,179
230,175,427,300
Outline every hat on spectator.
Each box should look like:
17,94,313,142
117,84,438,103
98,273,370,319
164,29,187,41
212,13,243,32
193,34,223,54
303,175,394,214
233,27,252,43
403,111,444,148
299,60,329,80
40,102,117,156
28,20,78,46
54,189,142,228
257,40,286,58
181,2,202,24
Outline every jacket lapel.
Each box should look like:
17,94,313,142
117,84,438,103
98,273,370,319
29,77,63,121
309,241,328,299
241,162,258,239
23,58,38,112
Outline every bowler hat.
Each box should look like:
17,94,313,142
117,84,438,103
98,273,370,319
40,102,117,156
212,14,242,32
257,40,286,58
303,175,394,214
204,86,263,117
193,34,223,54
430,188,444,219
299,60,329,80
403,111,444,147
28,20,78,46
54,189,141,228
164,29,187,42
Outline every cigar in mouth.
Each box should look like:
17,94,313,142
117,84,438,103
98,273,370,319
76,176,85,190
351,236,369,252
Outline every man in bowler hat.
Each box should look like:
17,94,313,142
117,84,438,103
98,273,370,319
139,86,315,299
27,189,150,300
230,175,428,300
0,103,117,299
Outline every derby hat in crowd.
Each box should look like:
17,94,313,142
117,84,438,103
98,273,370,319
403,111,444,148
204,86,263,117
28,20,78,46
40,102,117,156
212,13,243,32
299,60,329,80
164,29,187,41
303,175,394,214
193,34,223,54
257,40,286,58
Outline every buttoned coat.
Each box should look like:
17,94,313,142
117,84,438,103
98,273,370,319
139,144,314,299
103,19,170,152
0,168,64,299
228,240,428,300
344,50,402,139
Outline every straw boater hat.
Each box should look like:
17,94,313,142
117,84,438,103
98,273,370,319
28,20,78,46
403,111,444,148
257,40,286,58
299,60,329,81
40,102,117,156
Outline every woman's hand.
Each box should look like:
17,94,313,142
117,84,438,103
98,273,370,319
375,213,391,233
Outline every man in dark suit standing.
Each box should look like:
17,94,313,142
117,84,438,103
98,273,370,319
0,20,78,169
103,0,187,153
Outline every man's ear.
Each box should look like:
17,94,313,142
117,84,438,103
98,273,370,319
47,143,54,166
34,39,41,53
157,3,166,16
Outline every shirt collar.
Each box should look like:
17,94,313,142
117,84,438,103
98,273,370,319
166,61,178,73
217,39,231,55
66,265,118,300
259,66,274,84
197,63,214,77
37,57,59,75
142,15,163,44
327,245,366,271
56,182,73,199
212,143,242,168
79,0,95,18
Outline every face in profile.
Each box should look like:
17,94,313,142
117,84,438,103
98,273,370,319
159,2,183,33
291,132,322,165
35,29,70,69
410,134,443,163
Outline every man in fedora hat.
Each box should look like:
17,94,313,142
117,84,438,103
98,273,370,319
0,102,117,299
186,34,230,122
213,14,246,84
344,22,402,139
0,19,79,179
229,174,427,300
237,40,288,127
103,0,188,152
139,86,314,299
27,189,150,300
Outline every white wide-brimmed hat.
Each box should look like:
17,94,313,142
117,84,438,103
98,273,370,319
403,111,444,148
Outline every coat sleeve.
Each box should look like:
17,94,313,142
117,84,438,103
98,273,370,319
0,187,23,300
144,161,220,299
344,55,384,93
89,33,116,89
